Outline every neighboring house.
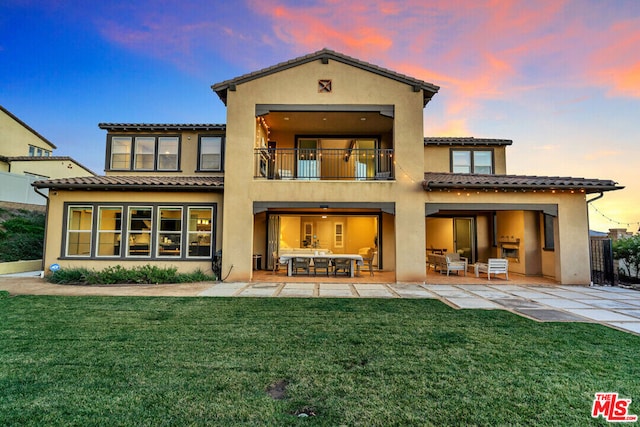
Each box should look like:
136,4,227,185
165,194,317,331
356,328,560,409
34,49,622,284
0,105,95,205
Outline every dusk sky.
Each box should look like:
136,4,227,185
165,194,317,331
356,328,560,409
1,0,638,232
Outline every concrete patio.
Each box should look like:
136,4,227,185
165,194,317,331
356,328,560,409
200,282,640,336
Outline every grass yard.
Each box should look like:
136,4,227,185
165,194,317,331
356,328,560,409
1,294,639,426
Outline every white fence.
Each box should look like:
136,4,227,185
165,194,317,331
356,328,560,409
0,171,47,205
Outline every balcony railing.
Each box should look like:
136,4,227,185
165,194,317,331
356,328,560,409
254,148,394,180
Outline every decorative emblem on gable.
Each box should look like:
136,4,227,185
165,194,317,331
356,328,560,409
318,79,332,93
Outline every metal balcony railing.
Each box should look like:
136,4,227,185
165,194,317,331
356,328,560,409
254,148,394,180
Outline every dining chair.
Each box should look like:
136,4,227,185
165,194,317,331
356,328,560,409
292,257,311,275
359,248,375,277
272,251,289,274
333,258,351,276
313,257,331,276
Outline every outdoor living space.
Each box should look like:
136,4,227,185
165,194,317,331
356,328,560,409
254,210,388,277
426,209,555,281
252,263,557,286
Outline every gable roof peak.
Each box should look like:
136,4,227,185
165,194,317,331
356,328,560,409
211,48,440,106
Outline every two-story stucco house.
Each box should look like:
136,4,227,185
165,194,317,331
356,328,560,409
34,49,622,284
1,106,95,180
1,105,95,206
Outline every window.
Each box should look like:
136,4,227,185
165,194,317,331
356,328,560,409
544,214,555,251
157,207,182,257
62,203,215,260
451,149,493,174
188,208,213,257
158,137,179,170
28,145,51,157
97,207,122,257
199,136,223,171
134,137,155,170
108,136,180,171
66,206,93,256
334,222,344,248
110,137,132,169
127,207,152,257
452,151,471,173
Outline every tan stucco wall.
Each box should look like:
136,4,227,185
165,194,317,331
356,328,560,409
424,145,507,174
0,109,54,157
42,190,223,275
222,59,427,282
424,191,590,284
10,159,94,178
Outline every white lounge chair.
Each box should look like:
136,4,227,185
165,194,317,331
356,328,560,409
475,258,509,280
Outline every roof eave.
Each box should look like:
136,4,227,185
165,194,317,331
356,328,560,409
32,182,225,192
98,123,226,132
422,182,624,194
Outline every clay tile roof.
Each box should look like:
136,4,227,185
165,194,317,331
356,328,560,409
211,48,440,106
32,175,224,191
423,172,623,194
98,123,226,132
424,137,513,146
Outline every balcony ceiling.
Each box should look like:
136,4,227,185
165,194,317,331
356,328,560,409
264,111,393,134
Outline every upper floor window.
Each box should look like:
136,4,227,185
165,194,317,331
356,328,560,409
108,136,180,171
199,136,223,171
28,145,51,157
451,149,493,174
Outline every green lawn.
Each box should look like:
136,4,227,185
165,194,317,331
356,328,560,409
1,294,639,426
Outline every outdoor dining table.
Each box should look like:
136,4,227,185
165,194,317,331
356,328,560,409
278,253,364,277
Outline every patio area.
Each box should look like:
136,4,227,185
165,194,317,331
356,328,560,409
251,265,559,286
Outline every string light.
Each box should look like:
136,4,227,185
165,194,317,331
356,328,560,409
589,204,640,231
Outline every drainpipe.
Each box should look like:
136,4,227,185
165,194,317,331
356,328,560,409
32,185,50,276
586,192,605,286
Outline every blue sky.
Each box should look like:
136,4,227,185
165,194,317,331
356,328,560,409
1,0,639,232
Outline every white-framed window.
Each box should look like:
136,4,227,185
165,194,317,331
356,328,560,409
334,222,344,248
157,207,182,257
96,206,122,257
199,136,223,171
134,137,156,170
66,206,93,257
157,137,179,170
187,207,213,258
303,222,313,247
110,137,132,169
127,207,153,257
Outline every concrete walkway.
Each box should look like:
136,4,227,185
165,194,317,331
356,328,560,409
2,272,640,336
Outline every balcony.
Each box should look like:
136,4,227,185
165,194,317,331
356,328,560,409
255,148,394,180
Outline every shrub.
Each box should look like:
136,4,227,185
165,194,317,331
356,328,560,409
0,233,44,262
47,265,215,285
0,210,45,262
613,234,640,279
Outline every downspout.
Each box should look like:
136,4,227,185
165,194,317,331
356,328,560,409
33,185,50,276
586,192,605,286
